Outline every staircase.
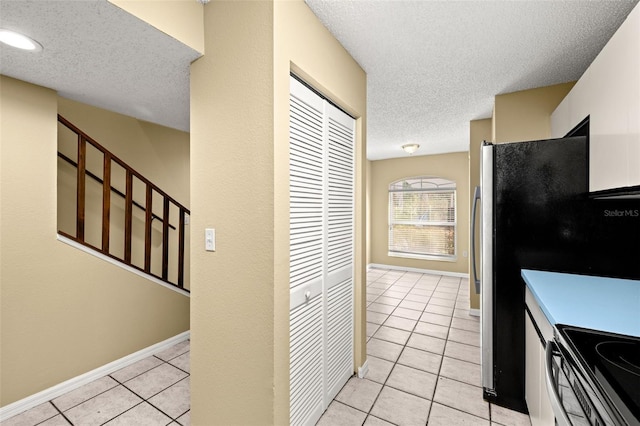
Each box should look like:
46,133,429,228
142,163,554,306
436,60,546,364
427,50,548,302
57,115,190,291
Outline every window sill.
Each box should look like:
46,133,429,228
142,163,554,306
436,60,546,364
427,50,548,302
388,251,457,263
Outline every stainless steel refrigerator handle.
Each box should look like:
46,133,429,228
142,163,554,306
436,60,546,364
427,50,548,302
471,186,481,294
544,340,571,426
481,142,494,392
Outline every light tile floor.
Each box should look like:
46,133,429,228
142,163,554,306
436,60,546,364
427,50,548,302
2,341,190,426
317,268,532,426
5,268,532,426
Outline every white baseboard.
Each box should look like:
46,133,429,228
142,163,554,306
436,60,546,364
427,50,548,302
368,263,470,279
469,308,480,317
357,359,369,379
0,331,190,422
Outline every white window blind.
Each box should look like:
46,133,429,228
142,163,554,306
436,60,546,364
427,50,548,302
388,177,456,260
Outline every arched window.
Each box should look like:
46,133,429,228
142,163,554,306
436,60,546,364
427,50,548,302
388,176,456,260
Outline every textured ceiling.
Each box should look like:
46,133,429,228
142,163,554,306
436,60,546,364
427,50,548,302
305,0,639,160
0,0,200,132
1,1,638,159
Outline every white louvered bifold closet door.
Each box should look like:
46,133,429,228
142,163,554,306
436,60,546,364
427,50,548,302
289,76,355,426
289,76,325,426
324,102,355,404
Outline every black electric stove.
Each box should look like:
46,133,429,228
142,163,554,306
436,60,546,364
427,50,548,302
556,325,640,425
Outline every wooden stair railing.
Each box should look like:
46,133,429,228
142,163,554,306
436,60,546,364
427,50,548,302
57,115,189,291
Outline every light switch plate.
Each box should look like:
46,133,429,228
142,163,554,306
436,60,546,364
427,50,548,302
205,228,215,251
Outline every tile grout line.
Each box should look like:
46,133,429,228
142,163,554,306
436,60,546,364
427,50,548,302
111,385,181,425
363,270,441,424
379,272,452,421
44,401,72,426
363,270,416,424
109,360,190,425
428,280,494,424
364,271,491,425
435,279,490,423
49,349,190,426
425,274,451,406
46,380,121,418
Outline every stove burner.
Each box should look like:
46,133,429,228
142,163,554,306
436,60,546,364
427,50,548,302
595,339,640,422
596,341,640,376
558,325,640,425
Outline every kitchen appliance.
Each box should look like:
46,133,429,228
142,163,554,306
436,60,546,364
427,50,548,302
471,132,640,413
547,325,640,425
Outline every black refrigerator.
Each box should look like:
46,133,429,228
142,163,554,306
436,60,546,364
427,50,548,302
471,135,640,413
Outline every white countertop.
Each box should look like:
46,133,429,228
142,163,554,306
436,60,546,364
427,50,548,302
521,269,640,337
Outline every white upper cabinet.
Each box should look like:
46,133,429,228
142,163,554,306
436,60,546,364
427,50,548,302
551,4,640,192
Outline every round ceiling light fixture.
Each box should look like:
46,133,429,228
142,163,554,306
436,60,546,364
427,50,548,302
402,144,420,154
0,29,43,52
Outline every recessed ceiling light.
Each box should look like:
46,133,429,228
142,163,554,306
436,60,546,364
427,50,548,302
0,29,43,52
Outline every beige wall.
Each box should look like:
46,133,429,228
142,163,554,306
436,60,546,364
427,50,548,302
0,76,190,407
468,119,492,310
190,0,366,424
190,2,276,424
493,82,575,143
108,0,204,54
370,152,469,275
